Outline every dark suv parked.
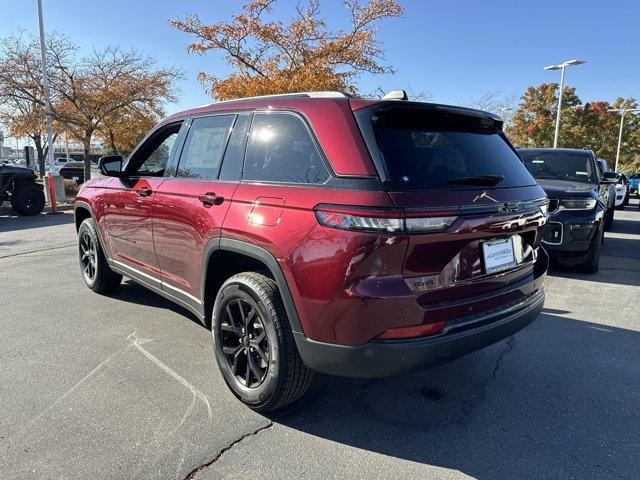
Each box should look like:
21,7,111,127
75,92,549,410
0,164,45,215
518,148,616,273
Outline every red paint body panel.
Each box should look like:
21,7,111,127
152,179,239,299
100,177,166,278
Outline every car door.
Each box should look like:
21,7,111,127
152,113,249,312
101,121,184,281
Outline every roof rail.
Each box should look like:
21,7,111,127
208,91,351,106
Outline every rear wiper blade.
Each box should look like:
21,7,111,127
447,175,505,186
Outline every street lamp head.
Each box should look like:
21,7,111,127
608,108,640,113
544,59,586,71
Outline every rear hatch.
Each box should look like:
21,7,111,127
353,101,547,314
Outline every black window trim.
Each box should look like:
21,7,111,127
240,109,335,186
218,112,252,182
123,120,186,178
170,112,238,182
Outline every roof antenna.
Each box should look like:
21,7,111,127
382,90,408,101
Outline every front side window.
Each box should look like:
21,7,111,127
128,122,182,177
176,115,235,179
244,113,330,184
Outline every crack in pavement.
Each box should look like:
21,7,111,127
0,243,75,259
184,422,274,479
488,335,515,383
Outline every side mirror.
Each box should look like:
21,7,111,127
98,155,123,177
602,171,618,183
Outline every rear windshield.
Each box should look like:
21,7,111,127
519,150,597,184
369,107,536,191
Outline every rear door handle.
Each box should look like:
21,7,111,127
198,192,224,206
136,187,152,197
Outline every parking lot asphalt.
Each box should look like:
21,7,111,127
1,202,639,480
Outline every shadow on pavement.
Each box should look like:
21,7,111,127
609,217,640,235
548,234,640,287
111,280,205,327
270,313,640,479
0,211,74,233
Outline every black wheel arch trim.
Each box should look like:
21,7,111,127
74,201,94,229
202,237,304,334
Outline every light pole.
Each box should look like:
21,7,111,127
36,0,56,174
608,107,640,172
544,59,586,148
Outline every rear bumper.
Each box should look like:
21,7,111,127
294,289,544,378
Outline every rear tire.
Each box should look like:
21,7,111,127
10,182,45,216
78,218,122,293
577,222,603,274
212,272,313,411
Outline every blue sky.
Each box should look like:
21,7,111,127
1,0,639,118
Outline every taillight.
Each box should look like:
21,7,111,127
405,216,457,233
315,210,404,233
314,204,457,234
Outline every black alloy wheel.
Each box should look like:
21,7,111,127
79,230,97,283
219,297,270,388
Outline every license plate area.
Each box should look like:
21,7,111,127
481,237,517,274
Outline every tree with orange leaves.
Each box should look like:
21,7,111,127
96,105,161,157
0,33,69,175
51,46,182,180
171,0,403,100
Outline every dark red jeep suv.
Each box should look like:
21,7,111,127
74,92,549,411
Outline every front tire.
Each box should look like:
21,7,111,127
10,182,45,216
577,222,603,274
78,218,122,293
603,207,614,231
212,272,313,411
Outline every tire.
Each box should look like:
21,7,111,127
10,182,45,216
603,208,614,231
212,272,313,412
78,218,122,293
577,222,603,274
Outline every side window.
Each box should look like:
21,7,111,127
129,122,182,177
244,113,330,184
219,114,251,181
176,115,235,179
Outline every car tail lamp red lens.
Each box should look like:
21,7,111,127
314,205,457,234
315,209,404,233
375,321,447,340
